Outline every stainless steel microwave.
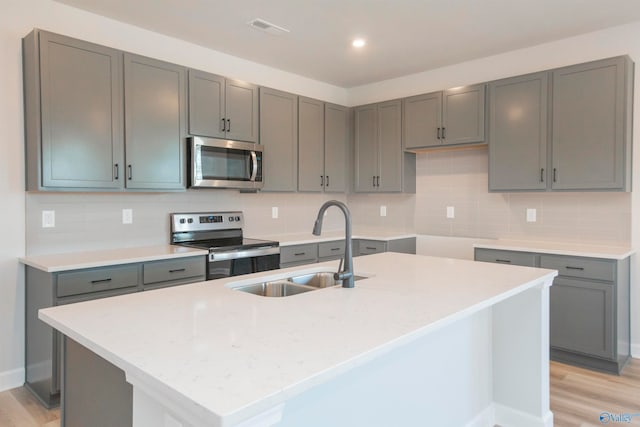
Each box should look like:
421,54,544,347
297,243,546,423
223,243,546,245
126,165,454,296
188,137,263,189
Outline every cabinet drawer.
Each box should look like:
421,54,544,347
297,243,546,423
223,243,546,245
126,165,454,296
57,265,139,298
318,240,345,259
358,240,386,256
540,255,614,281
143,257,205,285
280,244,318,265
474,249,537,267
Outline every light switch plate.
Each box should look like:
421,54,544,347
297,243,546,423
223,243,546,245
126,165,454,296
446,206,455,219
272,207,279,219
122,209,133,224
42,210,55,228
526,208,537,223
380,205,387,217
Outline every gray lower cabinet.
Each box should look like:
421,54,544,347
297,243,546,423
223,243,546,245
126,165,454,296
402,84,486,150
488,55,633,192
488,72,548,191
260,88,298,191
23,29,123,190
25,256,205,407
124,54,186,190
354,101,415,193
63,338,132,427
188,69,259,143
474,248,630,373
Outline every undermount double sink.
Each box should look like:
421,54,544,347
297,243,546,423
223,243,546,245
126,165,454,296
231,272,368,297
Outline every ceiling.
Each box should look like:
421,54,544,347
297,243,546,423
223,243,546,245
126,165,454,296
54,0,640,88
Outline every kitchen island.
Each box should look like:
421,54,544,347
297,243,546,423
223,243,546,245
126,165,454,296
39,252,557,427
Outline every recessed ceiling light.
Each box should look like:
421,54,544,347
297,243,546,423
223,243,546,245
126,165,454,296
352,38,366,48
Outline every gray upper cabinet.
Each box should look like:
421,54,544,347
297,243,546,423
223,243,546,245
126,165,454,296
298,97,325,192
188,70,259,143
488,56,633,192
402,84,485,150
24,30,123,190
377,100,403,191
260,87,298,191
551,57,632,191
323,103,349,192
298,100,348,193
488,72,548,191
124,54,186,190
355,100,413,193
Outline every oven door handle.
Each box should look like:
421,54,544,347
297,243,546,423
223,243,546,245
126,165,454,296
249,151,258,182
209,246,279,262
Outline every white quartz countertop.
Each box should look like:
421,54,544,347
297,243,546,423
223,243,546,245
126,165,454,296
39,252,556,427
255,229,417,246
20,245,208,272
473,239,635,260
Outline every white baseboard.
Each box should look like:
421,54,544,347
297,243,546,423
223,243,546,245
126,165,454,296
0,367,24,393
630,343,640,358
494,403,553,427
465,404,495,427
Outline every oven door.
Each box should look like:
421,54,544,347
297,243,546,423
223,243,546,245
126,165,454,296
189,137,263,189
207,247,280,280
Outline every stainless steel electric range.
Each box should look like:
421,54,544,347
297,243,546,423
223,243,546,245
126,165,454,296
170,212,280,280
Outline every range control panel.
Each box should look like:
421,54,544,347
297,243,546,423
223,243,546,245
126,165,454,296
171,212,244,233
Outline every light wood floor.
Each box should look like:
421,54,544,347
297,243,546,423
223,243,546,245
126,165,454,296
1,359,639,426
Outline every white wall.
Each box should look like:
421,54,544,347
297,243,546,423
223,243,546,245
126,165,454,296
0,0,354,391
349,21,640,356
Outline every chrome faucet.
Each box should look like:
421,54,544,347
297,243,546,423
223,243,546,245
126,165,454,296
312,200,354,288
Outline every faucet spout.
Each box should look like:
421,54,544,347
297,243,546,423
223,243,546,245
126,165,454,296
312,200,354,288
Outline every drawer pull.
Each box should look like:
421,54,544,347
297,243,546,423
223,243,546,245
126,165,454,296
90,278,112,284
169,268,186,273
294,252,306,256
365,246,377,250
330,248,341,251
495,259,512,264
565,266,585,271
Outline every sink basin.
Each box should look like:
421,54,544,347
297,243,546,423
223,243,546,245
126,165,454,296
289,272,368,288
234,281,315,297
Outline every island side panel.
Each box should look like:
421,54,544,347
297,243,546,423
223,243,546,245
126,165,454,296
272,309,493,427
492,282,552,427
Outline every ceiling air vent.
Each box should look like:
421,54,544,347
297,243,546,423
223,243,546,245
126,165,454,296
247,18,290,35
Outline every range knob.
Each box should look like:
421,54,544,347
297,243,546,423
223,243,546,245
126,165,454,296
235,216,241,221
229,216,234,222
187,218,193,224
179,218,186,224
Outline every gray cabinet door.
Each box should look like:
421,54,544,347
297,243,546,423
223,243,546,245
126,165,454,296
225,79,259,143
298,97,325,192
551,57,629,190
124,54,186,190
550,277,614,360
354,104,378,192
260,88,298,191
324,103,348,192
442,84,485,145
36,31,123,189
378,100,402,192
403,92,441,150
488,72,548,191
188,69,225,139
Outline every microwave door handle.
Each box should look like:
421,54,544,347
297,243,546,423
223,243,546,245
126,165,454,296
249,151,258,181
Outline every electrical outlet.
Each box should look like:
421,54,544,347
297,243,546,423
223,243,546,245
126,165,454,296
526,208,537,223
380,205,387,217
122,209,133,224
42,210,55,228
446,206,455,219
272,207,279,219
